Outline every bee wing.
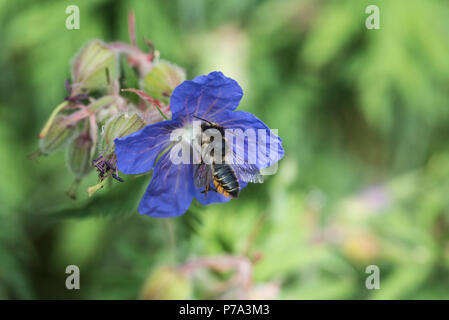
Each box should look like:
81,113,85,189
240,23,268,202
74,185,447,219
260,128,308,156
224,140,264,183
193,163,213,188
232,163,264,183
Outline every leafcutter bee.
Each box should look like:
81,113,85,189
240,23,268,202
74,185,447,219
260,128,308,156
192,115,263,199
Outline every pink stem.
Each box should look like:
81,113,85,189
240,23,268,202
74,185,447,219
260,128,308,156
60,105,89,127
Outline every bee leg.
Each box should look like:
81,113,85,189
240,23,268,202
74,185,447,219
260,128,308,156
200,185,210,199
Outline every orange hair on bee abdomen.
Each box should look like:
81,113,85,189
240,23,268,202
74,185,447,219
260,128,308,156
213,179,231,198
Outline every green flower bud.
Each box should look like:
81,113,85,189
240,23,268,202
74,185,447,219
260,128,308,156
87,95,115,113
71,40,119,93
95,102,120,125
66,133,94,180
142,60,186,104
140,267,191,300
38,115,78,155
95,97,137,126
100,112,146,155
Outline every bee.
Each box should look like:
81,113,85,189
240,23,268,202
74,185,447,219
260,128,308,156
192,115,263,199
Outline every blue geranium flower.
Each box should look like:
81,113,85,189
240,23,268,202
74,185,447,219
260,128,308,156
114,71,284,217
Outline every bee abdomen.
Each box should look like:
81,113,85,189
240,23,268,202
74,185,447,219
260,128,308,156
212,163,240,198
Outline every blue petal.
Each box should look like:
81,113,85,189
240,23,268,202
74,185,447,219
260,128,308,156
138,152,194,217
114,120,179,174
217,111,285,169
193,183,231,205
170,71,243,122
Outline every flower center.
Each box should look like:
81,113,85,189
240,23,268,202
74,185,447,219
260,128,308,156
180,121,202,146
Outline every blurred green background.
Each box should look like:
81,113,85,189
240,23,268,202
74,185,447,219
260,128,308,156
1,0,449,299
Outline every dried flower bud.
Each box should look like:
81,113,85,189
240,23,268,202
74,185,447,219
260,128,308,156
71,40,119,93
142,60,186,104
66,133,94,180
140,267,191,300
100,112,146,155
38,115,78,155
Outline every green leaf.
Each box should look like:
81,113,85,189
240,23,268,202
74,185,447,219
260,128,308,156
47,174,149,219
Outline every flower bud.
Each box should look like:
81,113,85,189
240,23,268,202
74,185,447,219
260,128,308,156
95,97,137,126
95,102,120,125
87,95,115,113
140,267,191,300
71,40,119,93
38,115,78,155
66,133,94,180
100,112,146,155
142,60,186,104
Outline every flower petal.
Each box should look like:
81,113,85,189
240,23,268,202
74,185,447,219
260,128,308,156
114,120,178,174
170,71,243,122
193,183,231,205
138,152,194,217
218,111,285,170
